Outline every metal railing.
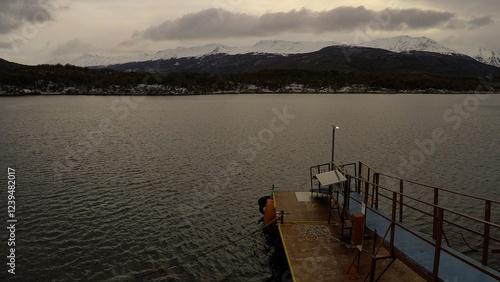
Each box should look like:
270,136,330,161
338,161,500,281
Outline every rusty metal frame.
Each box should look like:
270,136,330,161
333,161,500,281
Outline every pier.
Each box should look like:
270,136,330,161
274,162,500,281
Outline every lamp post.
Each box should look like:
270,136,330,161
331,125,339,168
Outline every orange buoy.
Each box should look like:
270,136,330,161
263,198,276,229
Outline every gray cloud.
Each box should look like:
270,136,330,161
132,6,486,42
50,39,94,56
0,41,12,49
134,9,259,40
387,9,454,30
443,15,495,30
0,0,69,34
467,15,494,29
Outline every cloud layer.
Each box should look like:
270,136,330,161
0,0,70,51
50,39,95,56
0,0,69,34
132,7,493,42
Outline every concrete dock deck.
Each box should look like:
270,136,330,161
274,191,424,282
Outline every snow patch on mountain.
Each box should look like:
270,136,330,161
242,40,340,55
356,36,458,55
55,36,500,68
63,45,233,67
66,53,132,67
57,40,341,67
458,48,500,67
356,36,500,67
150,44,233,60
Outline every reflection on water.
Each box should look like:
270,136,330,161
0,94,499,280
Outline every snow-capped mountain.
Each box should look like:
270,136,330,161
65,53,132,67
356,36,458,55
459,48,500,67
354,36,499,67
57,36,500,68
60,45,233,67
243,40,340,54
59,40,341,67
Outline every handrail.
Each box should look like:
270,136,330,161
375,192,500,244
335,161,500,279
309,163,331,193
346,174,500,230
364,166,500,205
346,183,500,280
358,160,378,174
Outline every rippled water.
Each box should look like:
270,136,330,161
1,94,499,281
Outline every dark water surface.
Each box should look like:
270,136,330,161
1,94,499,281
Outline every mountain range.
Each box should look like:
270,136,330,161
99,46,499,77
2,35,500,95
57,36,500,68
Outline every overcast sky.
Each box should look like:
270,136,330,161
0,0,498,65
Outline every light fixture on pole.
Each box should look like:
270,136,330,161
331,125,339,167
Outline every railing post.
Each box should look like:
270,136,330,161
373,173,380,209
367,168,371,185
432,207,444,281
432,188,439,240
364,179,369,205
483,200,491,265
357,162,362,193
353,163,357,184
399,179,404,223
343,175,350,218
310,167,313,192
345,174,350,194
390,192,397,255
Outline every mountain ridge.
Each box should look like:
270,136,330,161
102,45,500,76
356,36,458,55
57,40,341,67
54,36,500,68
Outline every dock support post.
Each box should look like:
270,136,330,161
369,229,377,282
